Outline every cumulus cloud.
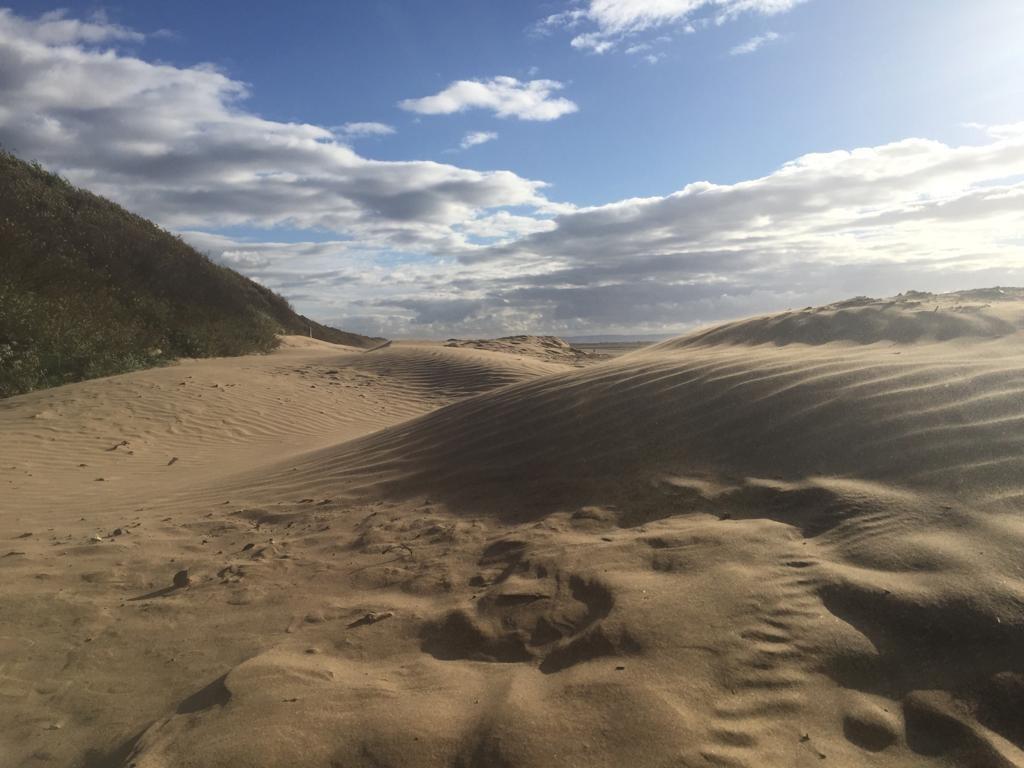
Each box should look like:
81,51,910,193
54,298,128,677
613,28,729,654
204,132,1024,337
482,132,1024,269
570,33,615,54
398,77,578,121
0,7,144,45
195,122,1024,339
0,10,550,254
542,0,805,53
460,131,498,149
730,30,779,54
434,127,1024,335
337,121,396,137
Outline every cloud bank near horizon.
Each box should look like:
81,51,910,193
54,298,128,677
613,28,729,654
1,7,1022,340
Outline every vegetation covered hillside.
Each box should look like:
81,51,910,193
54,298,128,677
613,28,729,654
0,151,383,397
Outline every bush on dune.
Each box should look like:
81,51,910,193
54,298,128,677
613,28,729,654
0,151,379,397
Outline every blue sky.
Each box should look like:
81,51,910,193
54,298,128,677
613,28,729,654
2,1,1024,337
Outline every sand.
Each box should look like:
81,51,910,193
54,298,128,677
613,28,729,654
441,335,607,366
2,290,1023,768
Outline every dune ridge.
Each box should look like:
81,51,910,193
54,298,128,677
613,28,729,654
442,335,605,366
667,289,1024,348
255,296,1024,512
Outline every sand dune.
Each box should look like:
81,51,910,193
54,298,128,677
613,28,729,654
0,338,564,516
2,294,1024,768
259,291,1024,512
442,335,606,366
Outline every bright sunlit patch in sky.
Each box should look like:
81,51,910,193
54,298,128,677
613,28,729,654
1,1,1023,337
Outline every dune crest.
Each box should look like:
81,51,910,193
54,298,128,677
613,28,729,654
665,289,1024,348
443,335,606,366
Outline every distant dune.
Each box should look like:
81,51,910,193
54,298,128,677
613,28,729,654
442,334,606,366
2,291,1023,768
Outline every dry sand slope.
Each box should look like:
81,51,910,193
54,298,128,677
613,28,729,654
2,290,1024,768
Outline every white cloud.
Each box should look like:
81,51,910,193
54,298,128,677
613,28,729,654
571,33,615,54
0,8,143,45
542,0,805,53
198,126,1024,339
966,121,1024,140
458,210,556,240
337,121,396,137
587,0,800,33
398,76,578,121
485,129,1024,267
362,123,1023,337
474,128,1024,275
460,131,498,149
625,40,665,63
186,124,1024,342
730,30,779,55
0,10,550,254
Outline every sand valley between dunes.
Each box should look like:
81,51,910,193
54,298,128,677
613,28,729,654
2,289,1024,768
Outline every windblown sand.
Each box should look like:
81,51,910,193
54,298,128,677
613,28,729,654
2,290,1024,768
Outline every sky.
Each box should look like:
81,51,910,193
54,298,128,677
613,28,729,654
2,1,1024,339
